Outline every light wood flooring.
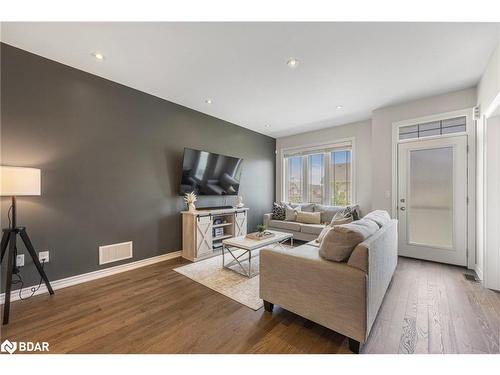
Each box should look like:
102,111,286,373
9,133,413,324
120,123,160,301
1,256,499,354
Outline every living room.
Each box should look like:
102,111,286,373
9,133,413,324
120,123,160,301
1,1,500,372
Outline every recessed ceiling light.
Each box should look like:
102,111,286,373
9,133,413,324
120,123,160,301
92,52,104,60
287,58,299,68
205,99,212,104
336,105,343,109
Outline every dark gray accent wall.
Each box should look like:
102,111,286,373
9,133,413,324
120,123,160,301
0,43,275,290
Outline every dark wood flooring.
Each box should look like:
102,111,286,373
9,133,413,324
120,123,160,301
1,256,499,353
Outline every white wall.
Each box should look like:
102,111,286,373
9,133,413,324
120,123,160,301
370,87,477,214
477,40,500,288
275,119,372,215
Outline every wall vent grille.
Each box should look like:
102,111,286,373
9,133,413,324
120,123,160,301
99,241,133,265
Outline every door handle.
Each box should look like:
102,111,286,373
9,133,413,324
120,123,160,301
400,207,406,211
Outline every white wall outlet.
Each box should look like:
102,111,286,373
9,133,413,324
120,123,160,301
39,251,49,263
16,254,25,267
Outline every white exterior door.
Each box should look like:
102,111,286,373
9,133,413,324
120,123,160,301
397,135,468,266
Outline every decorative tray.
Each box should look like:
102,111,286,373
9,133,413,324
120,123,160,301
246,231,275,241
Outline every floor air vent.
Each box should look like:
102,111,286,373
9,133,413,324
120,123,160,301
99,241,133,265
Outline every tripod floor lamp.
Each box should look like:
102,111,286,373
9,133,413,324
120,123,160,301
1,166,54,325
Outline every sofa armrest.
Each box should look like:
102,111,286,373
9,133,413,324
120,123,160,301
259,245,367,342
263,213,272,228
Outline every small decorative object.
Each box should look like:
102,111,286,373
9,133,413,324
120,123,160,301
235,195,244,208
184,192,197,212
256,224,266,234
246,231,275,240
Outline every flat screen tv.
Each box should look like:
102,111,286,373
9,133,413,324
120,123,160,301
180,148,243,196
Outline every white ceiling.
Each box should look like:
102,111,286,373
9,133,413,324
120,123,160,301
2,22,499,137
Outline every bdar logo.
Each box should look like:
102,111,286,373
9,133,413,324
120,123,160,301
1,339,17,354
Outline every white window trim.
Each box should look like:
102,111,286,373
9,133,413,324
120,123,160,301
391,108,476,271
279,137,356,205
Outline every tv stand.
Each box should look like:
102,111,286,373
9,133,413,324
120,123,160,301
196,205,233,211
181,207,248,262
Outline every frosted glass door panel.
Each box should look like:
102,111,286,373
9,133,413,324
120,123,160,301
408,147,453,249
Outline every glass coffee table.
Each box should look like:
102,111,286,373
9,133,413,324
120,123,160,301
222,230,293,278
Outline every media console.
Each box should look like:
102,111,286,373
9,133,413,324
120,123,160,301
181,207,248,262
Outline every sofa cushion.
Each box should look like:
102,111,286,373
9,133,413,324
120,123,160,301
319,218,379,262
363,210,391,228
314,204,345,223
296,211,321,224
300,223,326,235
268,219,301,232
284,204,301,221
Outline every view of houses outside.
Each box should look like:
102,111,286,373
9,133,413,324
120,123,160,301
286,150,351,205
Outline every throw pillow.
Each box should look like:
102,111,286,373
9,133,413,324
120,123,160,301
316,225,332,244
314,204,344,223
271,202,286,220
363,210,391,228
332,205,360,222
319,218,378,262
284,204,301,221
296,211,321,224
330,216,353,226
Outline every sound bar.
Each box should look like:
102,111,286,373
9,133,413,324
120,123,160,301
196,205,234,210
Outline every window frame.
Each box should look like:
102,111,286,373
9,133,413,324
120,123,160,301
280,138,356,205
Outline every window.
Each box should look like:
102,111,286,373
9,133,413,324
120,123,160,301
283,141,353,205
399,116,466,140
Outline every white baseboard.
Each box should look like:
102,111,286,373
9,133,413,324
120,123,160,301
0,251,181,305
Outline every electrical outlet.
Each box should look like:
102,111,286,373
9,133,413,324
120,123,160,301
16,254,25,267
39,251,49,263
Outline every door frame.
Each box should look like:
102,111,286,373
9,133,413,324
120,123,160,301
391,108,476,270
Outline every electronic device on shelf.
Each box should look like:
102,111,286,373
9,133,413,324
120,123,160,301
196,205,234,210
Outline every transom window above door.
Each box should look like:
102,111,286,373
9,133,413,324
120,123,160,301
283,141,353,205
398,116,466,140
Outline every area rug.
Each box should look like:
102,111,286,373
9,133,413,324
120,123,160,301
173,248,264,310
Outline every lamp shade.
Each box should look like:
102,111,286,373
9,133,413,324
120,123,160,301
0,166,41,196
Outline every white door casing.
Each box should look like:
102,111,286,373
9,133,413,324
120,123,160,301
397,135,468,266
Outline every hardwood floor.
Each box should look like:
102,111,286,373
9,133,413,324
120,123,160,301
1,256,499,354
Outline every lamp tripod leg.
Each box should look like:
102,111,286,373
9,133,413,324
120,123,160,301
1,231,10,263
2,232,16,325
19,228,54,295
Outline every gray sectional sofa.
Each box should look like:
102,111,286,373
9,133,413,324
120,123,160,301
263,203,360,241
259,213,398,353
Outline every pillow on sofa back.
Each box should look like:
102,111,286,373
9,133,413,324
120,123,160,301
319,218,379,262
284,204,301,221
271,202,286,220
363,210,391,228
314,204,344,223
282,202,315,212
330,216,353,226
296,211,321,224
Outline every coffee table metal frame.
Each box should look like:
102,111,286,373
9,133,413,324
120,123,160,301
222,234,293,278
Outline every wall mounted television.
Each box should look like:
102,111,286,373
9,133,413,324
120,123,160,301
180,148,243,196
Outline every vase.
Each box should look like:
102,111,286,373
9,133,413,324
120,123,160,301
188,202,196,212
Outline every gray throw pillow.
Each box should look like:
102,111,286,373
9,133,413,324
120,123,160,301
319,218,378,262
284,204,301,221
314,204,345,223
